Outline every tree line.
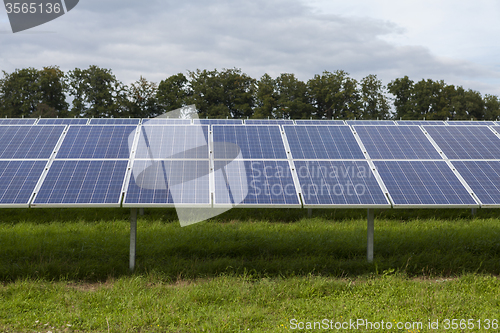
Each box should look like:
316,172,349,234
1,65,499,120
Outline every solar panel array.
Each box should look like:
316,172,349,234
2,118,500,208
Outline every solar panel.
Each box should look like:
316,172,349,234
135,125,209,159
396,120,445,126
37,118,89,125
452,161,500,206
374,160,477,207
141,118,192,125
213,125,286,159
0,125,65,159
424,126,500,159
245,119,294,125
56,125,136,159
213,160,300,207
0,118,37,125
294,160,390,207
89,118,141,125
346,120,396,126
193,119,243,125
284,125,364,159
295,120,346,125
354,125,441,159
446,121,495,126
32,160,128,206
0,160,46,206
124,160,210,206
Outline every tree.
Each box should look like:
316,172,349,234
157,73,190,114
360,74,390,119
187,68,255,119
274,73,313,119
387,76,415,119
36,66,69,117
253,73,277,119
124,76,159,118
484,94,500,120
66,65,123,118
0,66,68,118
411,79,447,120
307,70,361,120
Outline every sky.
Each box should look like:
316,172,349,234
1,0,499,96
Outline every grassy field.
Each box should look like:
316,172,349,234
0,208,499,332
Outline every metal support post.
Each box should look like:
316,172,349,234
367,209,374,263
139,208,144,216
471,208,477,217
130,208,138,272
307,208,312,218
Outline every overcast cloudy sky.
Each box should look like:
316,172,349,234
1,0,499,96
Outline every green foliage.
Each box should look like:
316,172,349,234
1,66,499,120
1,209,500,332
157,73,190,113
124,76,160,118
307,70,364,120
253,73,277,119
187,68,256,119
360,74,390,119
0,66,68,118
387,76,415,119
66,65,123,118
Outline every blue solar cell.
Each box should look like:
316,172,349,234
346,120,396,125
446,121,495,126
0,125,65,159
294,160,389,206
141,118,192,125
396,120,445,126
37,118,89,125
89,118,141,125
57,125,136,159
0,118,37,125
374,161,477,206
33,160,128,205
193,119,243,125
135,125,209,159
452,161,500,206
295,120,346,125
0,160,46,206
284,125,364,159
213,125,286,159
424,126,500,159
214,160,300,206
125,160,210,205
245,119,294,125
355,125,440,159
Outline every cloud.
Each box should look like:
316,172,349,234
0,0,498,95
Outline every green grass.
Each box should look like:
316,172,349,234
1,208,500,332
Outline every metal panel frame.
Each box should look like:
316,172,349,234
211,159,302,208
88,118,142,125
212,125,302,208
37,118,90,125
293,159,392,209
0,159,48,208
122,158,212,208
395,120,445,126
123,123,212,208
448,159,500,208
373,159,480,208
294,120,346,125
346,120,396,126
30,159,131,208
